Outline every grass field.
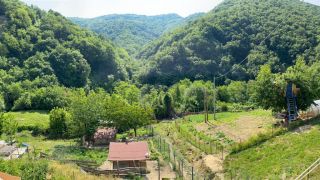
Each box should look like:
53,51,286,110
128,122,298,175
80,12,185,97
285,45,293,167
7,111,50,133
224,118,320,178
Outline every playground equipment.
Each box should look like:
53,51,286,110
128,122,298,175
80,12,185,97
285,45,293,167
285,82,299,122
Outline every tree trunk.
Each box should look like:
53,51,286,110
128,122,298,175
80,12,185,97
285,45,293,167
134,128,137,137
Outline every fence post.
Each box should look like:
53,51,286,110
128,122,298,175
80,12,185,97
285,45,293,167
216,142,218,152
181,160,184,179
221,145,224,160
159,137,162,152
158,159,160,180
168,144,171,161
192,166,194,180
174,151,176,164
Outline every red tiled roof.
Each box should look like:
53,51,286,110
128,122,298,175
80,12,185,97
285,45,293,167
108,142,149,161
0,172,21,180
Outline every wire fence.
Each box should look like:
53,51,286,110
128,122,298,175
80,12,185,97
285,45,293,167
174,120,226,156
151,133,215,179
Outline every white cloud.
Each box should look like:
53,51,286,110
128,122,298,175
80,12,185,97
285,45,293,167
21,0,223,18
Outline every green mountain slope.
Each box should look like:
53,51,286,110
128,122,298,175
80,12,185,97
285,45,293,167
70,13,204,56
138,0,320,85
0,0,131,88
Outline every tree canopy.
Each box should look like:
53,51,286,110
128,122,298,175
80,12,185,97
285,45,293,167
138,0,320,86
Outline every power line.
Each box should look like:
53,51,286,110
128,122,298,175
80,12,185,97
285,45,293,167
216,14,290,80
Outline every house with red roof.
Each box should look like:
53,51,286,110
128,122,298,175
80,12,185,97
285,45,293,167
108,141,150,170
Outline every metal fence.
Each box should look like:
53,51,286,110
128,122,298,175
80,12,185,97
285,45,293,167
151,134,215,179
174,120,225,155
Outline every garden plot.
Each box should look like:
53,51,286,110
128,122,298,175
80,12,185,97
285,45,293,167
196,114,276,143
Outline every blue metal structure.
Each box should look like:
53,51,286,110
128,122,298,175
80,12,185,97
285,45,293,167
286,82,298,121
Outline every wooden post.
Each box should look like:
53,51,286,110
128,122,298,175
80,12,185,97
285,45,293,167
117,161,120,176
221,146,224,160
192,166,194,180
158,159,160,180
181,160,184,179
213,75,216,120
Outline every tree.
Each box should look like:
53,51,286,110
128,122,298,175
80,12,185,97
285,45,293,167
252,65,284,112
105,95,153,137
163,93,174,118
23,53,53,80
48,46,91,87
49,108,71,139
253,58,320,112
113,81,141,104
3,115,18,145
68,90,106,144
128,105,153,137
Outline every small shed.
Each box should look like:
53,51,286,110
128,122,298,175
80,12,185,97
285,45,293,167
93,128,117,146
108,142,149,170
0,172,21,180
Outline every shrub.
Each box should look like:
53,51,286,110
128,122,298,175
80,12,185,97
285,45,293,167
49,108,71,139
20,160,48,180
17,125,47,136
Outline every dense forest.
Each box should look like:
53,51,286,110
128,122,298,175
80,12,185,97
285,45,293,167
0,0,319,115
0,0,133,87
138,0,320,86
70,13,204,56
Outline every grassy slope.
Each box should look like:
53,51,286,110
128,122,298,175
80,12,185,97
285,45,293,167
224,118,320,178
7,111,49,129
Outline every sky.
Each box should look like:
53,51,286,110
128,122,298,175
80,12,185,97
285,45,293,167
20,0,320,18
21,0,224,18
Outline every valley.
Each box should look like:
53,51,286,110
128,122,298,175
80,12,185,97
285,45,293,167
0,0,319,179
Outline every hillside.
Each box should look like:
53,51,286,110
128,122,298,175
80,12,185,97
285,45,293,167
138,0,320,85
225,118,320,178
70,13,204,56
0,0,131,89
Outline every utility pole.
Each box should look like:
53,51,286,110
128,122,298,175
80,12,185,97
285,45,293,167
204,88,208,123
213,75,216,120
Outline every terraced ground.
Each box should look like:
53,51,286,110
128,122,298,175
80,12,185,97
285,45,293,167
224,118,320,179
153,109,277,177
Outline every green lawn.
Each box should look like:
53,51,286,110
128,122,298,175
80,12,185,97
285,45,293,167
185,109,272,125
7,111,50,131
224,119,320,179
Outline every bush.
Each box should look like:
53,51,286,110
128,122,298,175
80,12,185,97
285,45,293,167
21,160,48,180
49,108,71,139
17,125,48,136
0,159,48,180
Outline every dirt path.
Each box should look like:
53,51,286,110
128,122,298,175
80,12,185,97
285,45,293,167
146,160,176,180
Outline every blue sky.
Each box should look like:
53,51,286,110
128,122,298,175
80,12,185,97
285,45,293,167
21,0,320,18
21,0,223,18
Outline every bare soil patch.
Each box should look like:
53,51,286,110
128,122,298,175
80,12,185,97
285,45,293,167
146,160,176,180
196,116,276,142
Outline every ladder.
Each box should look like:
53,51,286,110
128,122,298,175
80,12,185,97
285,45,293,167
287,97,297,121
286,83,298,121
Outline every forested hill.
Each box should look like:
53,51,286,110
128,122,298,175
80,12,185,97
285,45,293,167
0,0,131,89
70,13,204,56
138,0,320,86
